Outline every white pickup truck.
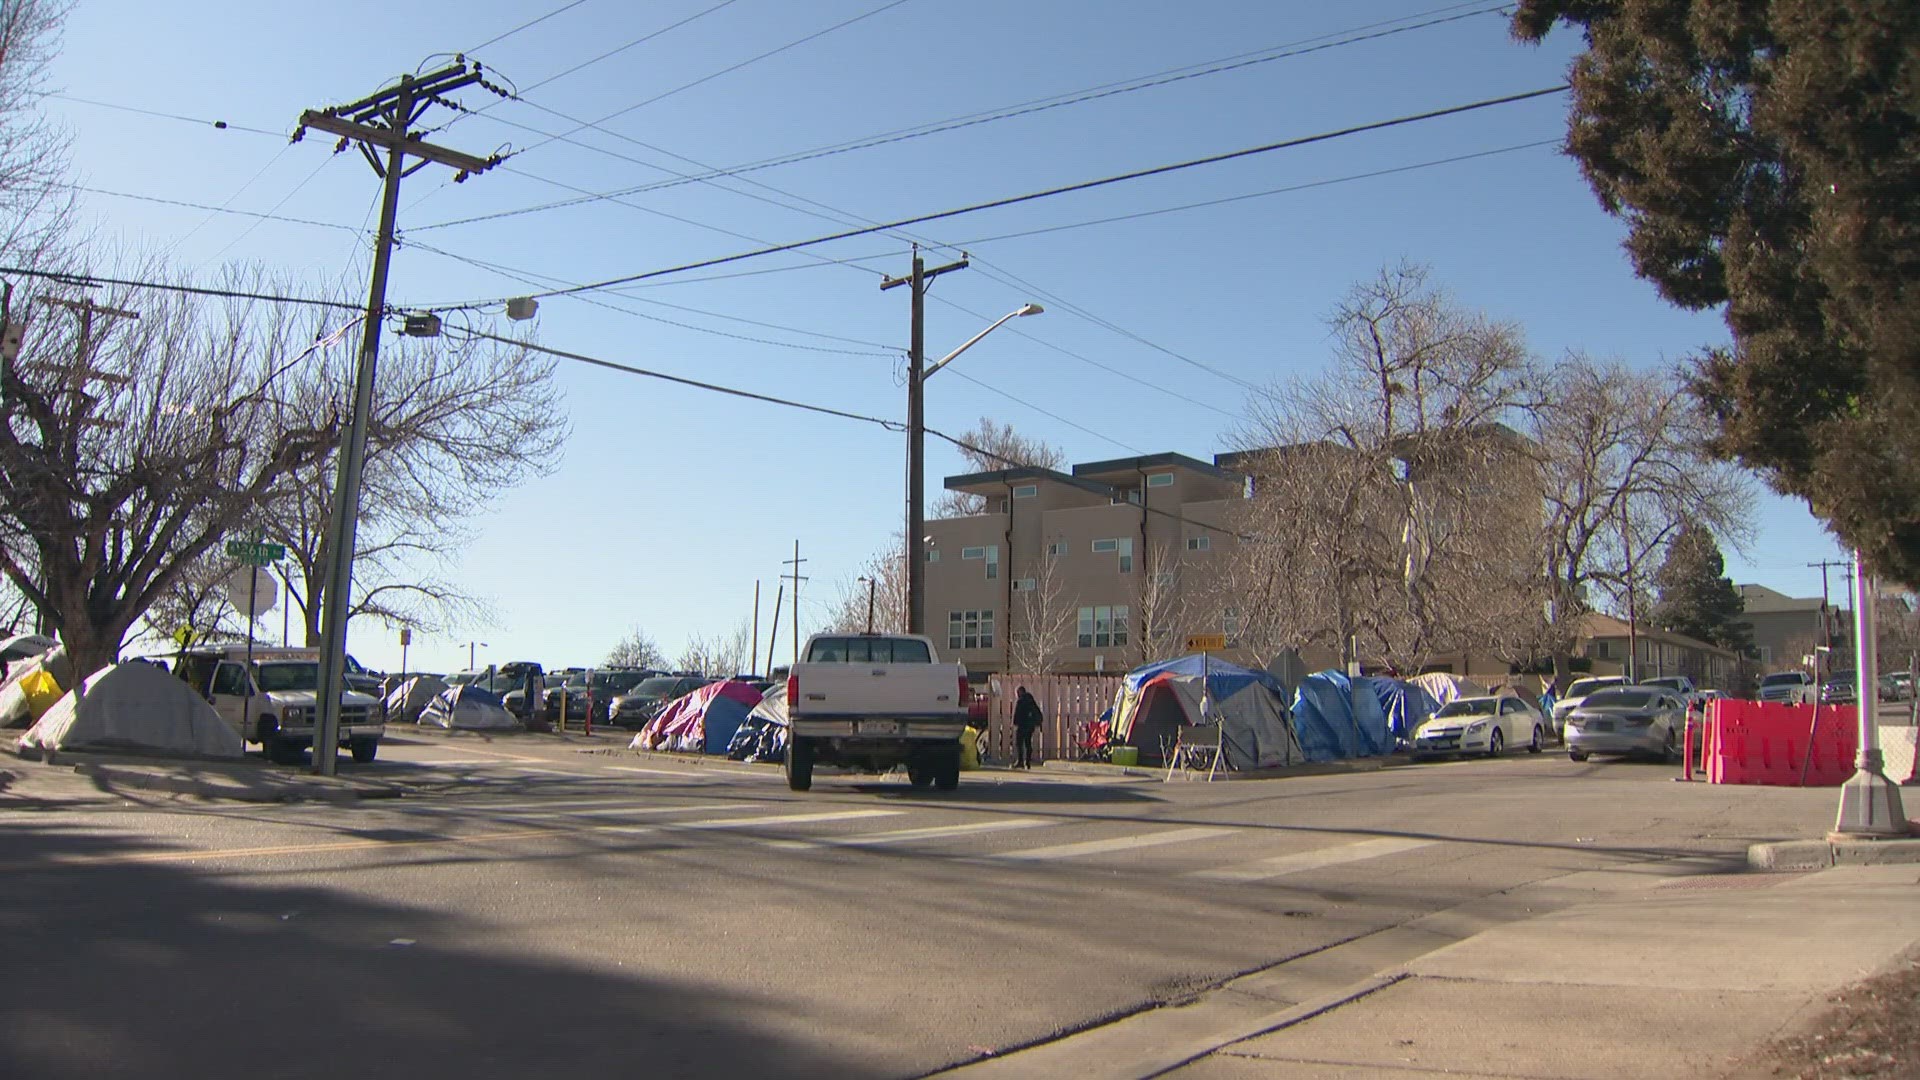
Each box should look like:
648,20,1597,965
176,646,384,765
783,633,970,792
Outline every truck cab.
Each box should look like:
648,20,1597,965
176,647,384,764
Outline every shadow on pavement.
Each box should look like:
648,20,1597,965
0,821,884,1080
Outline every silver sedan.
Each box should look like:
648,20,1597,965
1564,686,1689,762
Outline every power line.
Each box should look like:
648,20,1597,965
944,368,1144,454
465,0,594,54
196,154,340,270
0,265,365,312
424,84,1570,310
423,1,1514,231
506,0,744,97
69,181,363,235
513,0,918,158
43,93,284,137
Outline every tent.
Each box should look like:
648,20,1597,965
1109,654,1303,769
1291,670,1395,762
0,633,56,674
18,661,243,758
385,675,449,725
419,684,520,731
1408,672,1488,708
0,646,76,728
1359,677,1443,745
633,680,763,754
726,685,789,762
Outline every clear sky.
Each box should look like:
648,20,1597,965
44,0,1850,673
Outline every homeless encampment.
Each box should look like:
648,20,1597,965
385,675,450,725
1360,676,1442,746
1292,670,1397,761
18,661,243,757
1109,654,1303,768
419,684,520,731
726,684,789,762
1408,672,1489,709
633,680,763,754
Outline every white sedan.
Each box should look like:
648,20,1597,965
1411,695,1548,759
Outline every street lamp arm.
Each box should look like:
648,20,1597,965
924,303,1043,379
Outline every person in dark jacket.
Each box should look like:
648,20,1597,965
1013,687,1043,769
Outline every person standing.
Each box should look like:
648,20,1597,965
1013,686,1044,770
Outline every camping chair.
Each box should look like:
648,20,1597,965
1165,722,1224,781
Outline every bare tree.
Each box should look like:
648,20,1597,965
1009,546,1073,673
932,417,1064,517
605,625,665,669
1229,263,1539,673
825,537,907,635
1525,355,1754,690
0,269,342,675
675,621,751,678
135,552,252,648
272,315,565,644
0,0,75,261
1133,541,1192,664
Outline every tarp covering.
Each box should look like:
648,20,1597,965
1292,670,1395,761
633,680,763,754
1359,676,1442,745
1109,654,1303,769
419,684,520,731
726,685,789,762
385,675,449,725
1408,672,1488,709
19,661,243,757
0,646,75,728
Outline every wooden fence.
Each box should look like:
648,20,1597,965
983,673,1122,765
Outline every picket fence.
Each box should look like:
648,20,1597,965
983,673,1122,765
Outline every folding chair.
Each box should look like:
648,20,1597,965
1165,722,1224,781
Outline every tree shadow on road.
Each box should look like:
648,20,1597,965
0,820,885,1080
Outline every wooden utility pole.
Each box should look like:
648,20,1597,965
880,245,968,635
766,584,784,676
783,541,809,667
297,61,502,776
749,580,761,676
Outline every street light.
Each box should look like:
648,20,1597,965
858,576,877,634
468,640,488,671
896,299,1043,636
1834,554,1906,835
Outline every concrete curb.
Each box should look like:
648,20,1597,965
67,760,404,804
1748,831,1920,871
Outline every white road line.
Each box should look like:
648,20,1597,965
607,766,720,779
991,827,1237,862
765,819,1050,851
1187,837,1437,882
551,803,757,819
406,798,686,815
676,809,904,831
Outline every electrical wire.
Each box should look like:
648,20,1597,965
507,0,743,97
422,84,1570,310
69,182,364,235
423,1,1514,230
513,0,918,158
43,93,285,137
944,368,1144,454
0,265,366,312
465,0,594,54
195,154,340,270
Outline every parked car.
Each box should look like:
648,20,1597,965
1411,695,1547,759
1757,670,1814,704
609,674,709,728
1550,676,1627,740
1820,670,1858,705
1886,671,1914,702
573,668,655,722
1564,686,1689,762
1642,675,1705,707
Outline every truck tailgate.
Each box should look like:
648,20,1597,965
793,664,961,717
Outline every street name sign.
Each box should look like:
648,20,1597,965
226,539,285,565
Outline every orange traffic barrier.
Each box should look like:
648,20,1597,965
1702,699,1857,786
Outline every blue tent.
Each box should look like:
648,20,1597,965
1358,677,1441,745
1291,671,1395,761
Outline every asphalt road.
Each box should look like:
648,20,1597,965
0,735,1841,1079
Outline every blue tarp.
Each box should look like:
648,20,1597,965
1291,670,1395,761
1122,654,1289,700
1359,676,1441,744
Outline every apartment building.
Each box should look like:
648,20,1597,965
1734,583,1846,670
924,453,1246,676
1575,612,1741,688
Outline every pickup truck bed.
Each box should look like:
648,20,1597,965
784,633,970,791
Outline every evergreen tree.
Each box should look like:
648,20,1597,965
1513,1,1920,589
1651,524,1752,655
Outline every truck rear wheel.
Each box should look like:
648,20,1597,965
786,737,814,792
907,765,932,789
933,745,960,791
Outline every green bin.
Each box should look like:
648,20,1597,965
1108,745,1139,767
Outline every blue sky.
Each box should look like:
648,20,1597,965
45,0,1847,673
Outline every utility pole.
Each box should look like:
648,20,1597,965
1621,511,1639,682
766,584,784,676
750,580,761,676
296,61,502,777
783,541,809,666
880,245,968,636
1835,552,1906,835
1810,559,1849,677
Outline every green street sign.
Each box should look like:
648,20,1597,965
226,539,285,565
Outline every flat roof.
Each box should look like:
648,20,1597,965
943,466,1116,498
1072,452,1238,481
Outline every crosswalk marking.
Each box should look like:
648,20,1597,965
527,803,757,819
1187,837,1436,882
406,797,676,815
765,819,1050,851
991,826,1237,862
676,809,905,831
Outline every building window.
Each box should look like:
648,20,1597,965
1153,572,1175,589
1091,539,1117,553
925,548,940,563
1012,483,1038,499
1222,607,1241,645
948,610,994,651
1012,578,1036,592
1046,541,1067,558
961,547,984,560
1118,538,1133,574
1111,488,1141,505
985,546,999,580
1146,472,1174,488
1078,605,1130,648
1186,535,1210,552
1596,641,1614,660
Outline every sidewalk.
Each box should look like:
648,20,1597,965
939,861,1920,1080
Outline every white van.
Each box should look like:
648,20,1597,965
176,646,384,764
